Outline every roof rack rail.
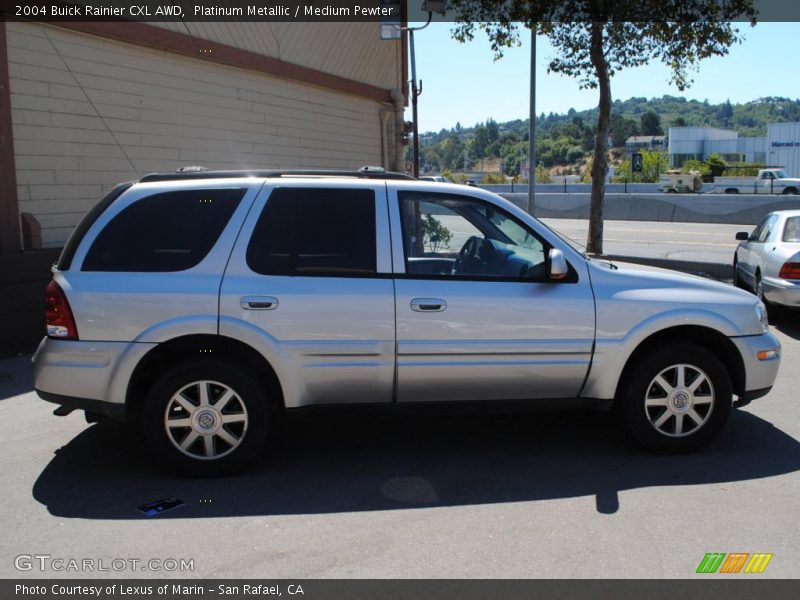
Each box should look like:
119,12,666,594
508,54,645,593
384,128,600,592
138,166,414,183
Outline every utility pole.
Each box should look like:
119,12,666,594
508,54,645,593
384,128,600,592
527,25,536,215
409,27,421,178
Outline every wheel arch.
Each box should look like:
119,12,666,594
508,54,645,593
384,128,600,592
613,325,745,403
125,334,285,423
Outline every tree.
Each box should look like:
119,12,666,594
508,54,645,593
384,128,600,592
640,110,663,136
610,113,639,147
717,99,734,126
448,0,756,253
672,116,687,127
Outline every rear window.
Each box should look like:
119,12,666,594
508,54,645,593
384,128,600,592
784,216,800,242
246,187,376,276
82,188,244,272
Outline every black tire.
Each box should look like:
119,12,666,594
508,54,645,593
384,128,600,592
782,187,798,195
143,360,270,476
725,188,739,194
620,343,732,453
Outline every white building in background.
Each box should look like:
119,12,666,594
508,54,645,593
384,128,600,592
668,126,766,168
767,122,800,177
668,123,800,177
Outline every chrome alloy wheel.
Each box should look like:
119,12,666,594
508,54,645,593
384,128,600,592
644,364,715,438
164,380,249,460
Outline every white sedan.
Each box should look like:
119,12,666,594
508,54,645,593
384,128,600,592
734,209,800,311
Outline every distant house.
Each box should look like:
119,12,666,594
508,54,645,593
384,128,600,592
625,135,666,151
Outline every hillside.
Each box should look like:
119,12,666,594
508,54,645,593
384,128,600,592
418,96,800,176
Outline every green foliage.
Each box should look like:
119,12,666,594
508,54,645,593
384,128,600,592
705,153,727,178
535,165,553,183
421,215,453,254
640,111,663,136
611,149,668,183
419,94,794,175
682,159,712,180
481,173,505,184
723,163,768,176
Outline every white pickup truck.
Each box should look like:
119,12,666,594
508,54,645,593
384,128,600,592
713,168,800,195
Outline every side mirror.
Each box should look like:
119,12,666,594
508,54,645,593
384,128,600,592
735,232,749,241
548,248,568,280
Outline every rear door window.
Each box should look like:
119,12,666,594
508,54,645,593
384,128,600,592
82,188,244,272
247,188,377,276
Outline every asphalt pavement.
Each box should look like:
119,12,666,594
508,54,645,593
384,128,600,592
1,316,798,579
541,219,746,266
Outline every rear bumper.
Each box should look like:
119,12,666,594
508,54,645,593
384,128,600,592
762,276,800,308
32,337,156,418
730,332,781,401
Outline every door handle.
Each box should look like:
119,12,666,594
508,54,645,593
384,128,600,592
240,296,278,310
410,298,447,312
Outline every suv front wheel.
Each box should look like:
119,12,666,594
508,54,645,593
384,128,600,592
620,344,732,453
143,360,269,476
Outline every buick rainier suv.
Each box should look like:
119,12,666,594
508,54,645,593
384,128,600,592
33,167,781,475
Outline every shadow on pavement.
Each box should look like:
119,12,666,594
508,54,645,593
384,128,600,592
32,408,800,519
772,313,800,341
0,354,34,401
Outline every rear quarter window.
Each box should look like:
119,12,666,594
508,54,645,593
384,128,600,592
82,188,245,272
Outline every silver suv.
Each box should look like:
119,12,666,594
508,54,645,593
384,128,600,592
34,168,782,475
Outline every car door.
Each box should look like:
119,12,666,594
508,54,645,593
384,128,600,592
219,181,395,408
748,214,779,281
388,186,595,403
738,215,769,287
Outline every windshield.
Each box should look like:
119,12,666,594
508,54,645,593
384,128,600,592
533,218,588,256
774,170,788,179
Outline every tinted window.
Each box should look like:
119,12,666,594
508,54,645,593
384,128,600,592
247,188,376,276
399,192,549,280
82,188,244,272
58,182,133,271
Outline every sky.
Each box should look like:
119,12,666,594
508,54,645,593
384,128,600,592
411,22,800,133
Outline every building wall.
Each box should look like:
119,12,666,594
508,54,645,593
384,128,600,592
5,21,404,248
152,22,403,91
767,122,800,176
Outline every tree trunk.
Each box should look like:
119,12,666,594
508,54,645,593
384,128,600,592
587,21,611,255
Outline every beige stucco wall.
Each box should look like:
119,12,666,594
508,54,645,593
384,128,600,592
7,21,403,248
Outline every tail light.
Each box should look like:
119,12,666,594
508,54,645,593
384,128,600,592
45,280,78,340
778,262,800,280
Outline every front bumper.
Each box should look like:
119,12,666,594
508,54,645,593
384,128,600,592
730,332,781,403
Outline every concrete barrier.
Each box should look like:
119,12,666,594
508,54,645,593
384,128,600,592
499,192,800,225
482,182,672,194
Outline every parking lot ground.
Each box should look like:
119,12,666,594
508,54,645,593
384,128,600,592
1,319,798,579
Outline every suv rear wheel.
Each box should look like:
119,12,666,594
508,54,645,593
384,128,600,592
143,360,269,476
620,344,732,453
